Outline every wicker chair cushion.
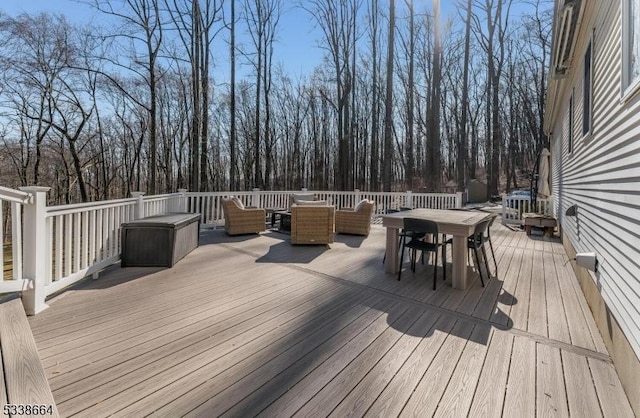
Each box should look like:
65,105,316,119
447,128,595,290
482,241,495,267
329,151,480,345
353,199,367,212
295,200,328,206
231,196,245,209
292,193,315,201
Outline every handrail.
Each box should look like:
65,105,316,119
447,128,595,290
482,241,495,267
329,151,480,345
46,197,138,216
0,186,32,204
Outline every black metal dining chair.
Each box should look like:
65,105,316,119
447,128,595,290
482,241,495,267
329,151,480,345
383,207,423,264
485,214,498,276
398,218,446,290
467,218,493,286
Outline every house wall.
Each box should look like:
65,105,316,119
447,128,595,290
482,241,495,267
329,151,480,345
548,1,640,414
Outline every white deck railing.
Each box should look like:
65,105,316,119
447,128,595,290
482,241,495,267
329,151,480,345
0,187,461,314
0,186,31,294
502,195,554,225
0,188,185,314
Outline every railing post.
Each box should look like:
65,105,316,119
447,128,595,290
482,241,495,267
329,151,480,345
177,188,188,212
252,188,260,207
501,193,507,224
131,192,145,219
456,192,463,208
405,190,413,209
19,186,50,315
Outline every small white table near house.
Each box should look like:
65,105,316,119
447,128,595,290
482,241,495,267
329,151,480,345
381,209,491,290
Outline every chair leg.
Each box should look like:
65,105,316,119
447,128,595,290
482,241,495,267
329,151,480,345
433,249,438,290
488,239,498,276
441,241,447,283
481,244,491,279
473,246,485,287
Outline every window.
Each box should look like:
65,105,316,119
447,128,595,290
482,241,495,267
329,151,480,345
583,41,592,136
622,0,640,95
568,92,574,154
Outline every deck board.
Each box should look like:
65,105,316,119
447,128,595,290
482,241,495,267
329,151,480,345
432,324,491,417
544,250,571,344
26,222,633,417
527,248,548,337
0,298,58,416
62,283,349,415
503,336,536,417
589,357,636,417
364,315,457,417
223,299,404,417
507,246,534,330
325,310,442,418
536,344,569,417
49,272,338,393
146,293,385,417
399,320,475,417
467,330,514,417
563,350,602,417
0,334,6,409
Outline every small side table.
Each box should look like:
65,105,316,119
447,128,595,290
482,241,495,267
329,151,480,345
522,213,557,237
264,207,286,228
274,210,291,233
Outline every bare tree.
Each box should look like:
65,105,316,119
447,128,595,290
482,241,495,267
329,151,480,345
425,0,442,191
458,0,473,191
90,0,164,194
166,0,224,191
382,0,395,191
472,0,512,197
303,0,359,191
367,0,381,190
243,0,281,189
229,0,238,190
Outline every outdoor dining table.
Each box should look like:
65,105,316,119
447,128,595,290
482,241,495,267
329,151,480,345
381,208,492,290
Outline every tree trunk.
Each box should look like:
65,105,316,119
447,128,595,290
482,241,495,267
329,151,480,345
458,0,472,191
382,0,395,192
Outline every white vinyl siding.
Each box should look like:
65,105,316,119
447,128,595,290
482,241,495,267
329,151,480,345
551,1,640,360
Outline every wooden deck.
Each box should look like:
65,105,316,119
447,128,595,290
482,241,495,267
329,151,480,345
28,221,634,417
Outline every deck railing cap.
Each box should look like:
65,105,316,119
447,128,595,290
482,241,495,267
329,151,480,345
19,186,50,193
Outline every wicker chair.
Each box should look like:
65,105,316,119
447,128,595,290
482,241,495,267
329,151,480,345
335,199,375,236
222,197,266,235
290,204,335,245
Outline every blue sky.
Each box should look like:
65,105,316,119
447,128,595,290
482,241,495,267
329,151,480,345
0,1,473,79
1,1,327,77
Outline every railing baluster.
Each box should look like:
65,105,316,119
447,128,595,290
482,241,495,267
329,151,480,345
74,212,81,273
64,214,72,278
55,216,62,281
45,216,52,285
81,211,88,270
11,202,22,281
89,210,96,266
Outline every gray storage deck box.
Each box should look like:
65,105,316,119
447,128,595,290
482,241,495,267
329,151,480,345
121,213,200,267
